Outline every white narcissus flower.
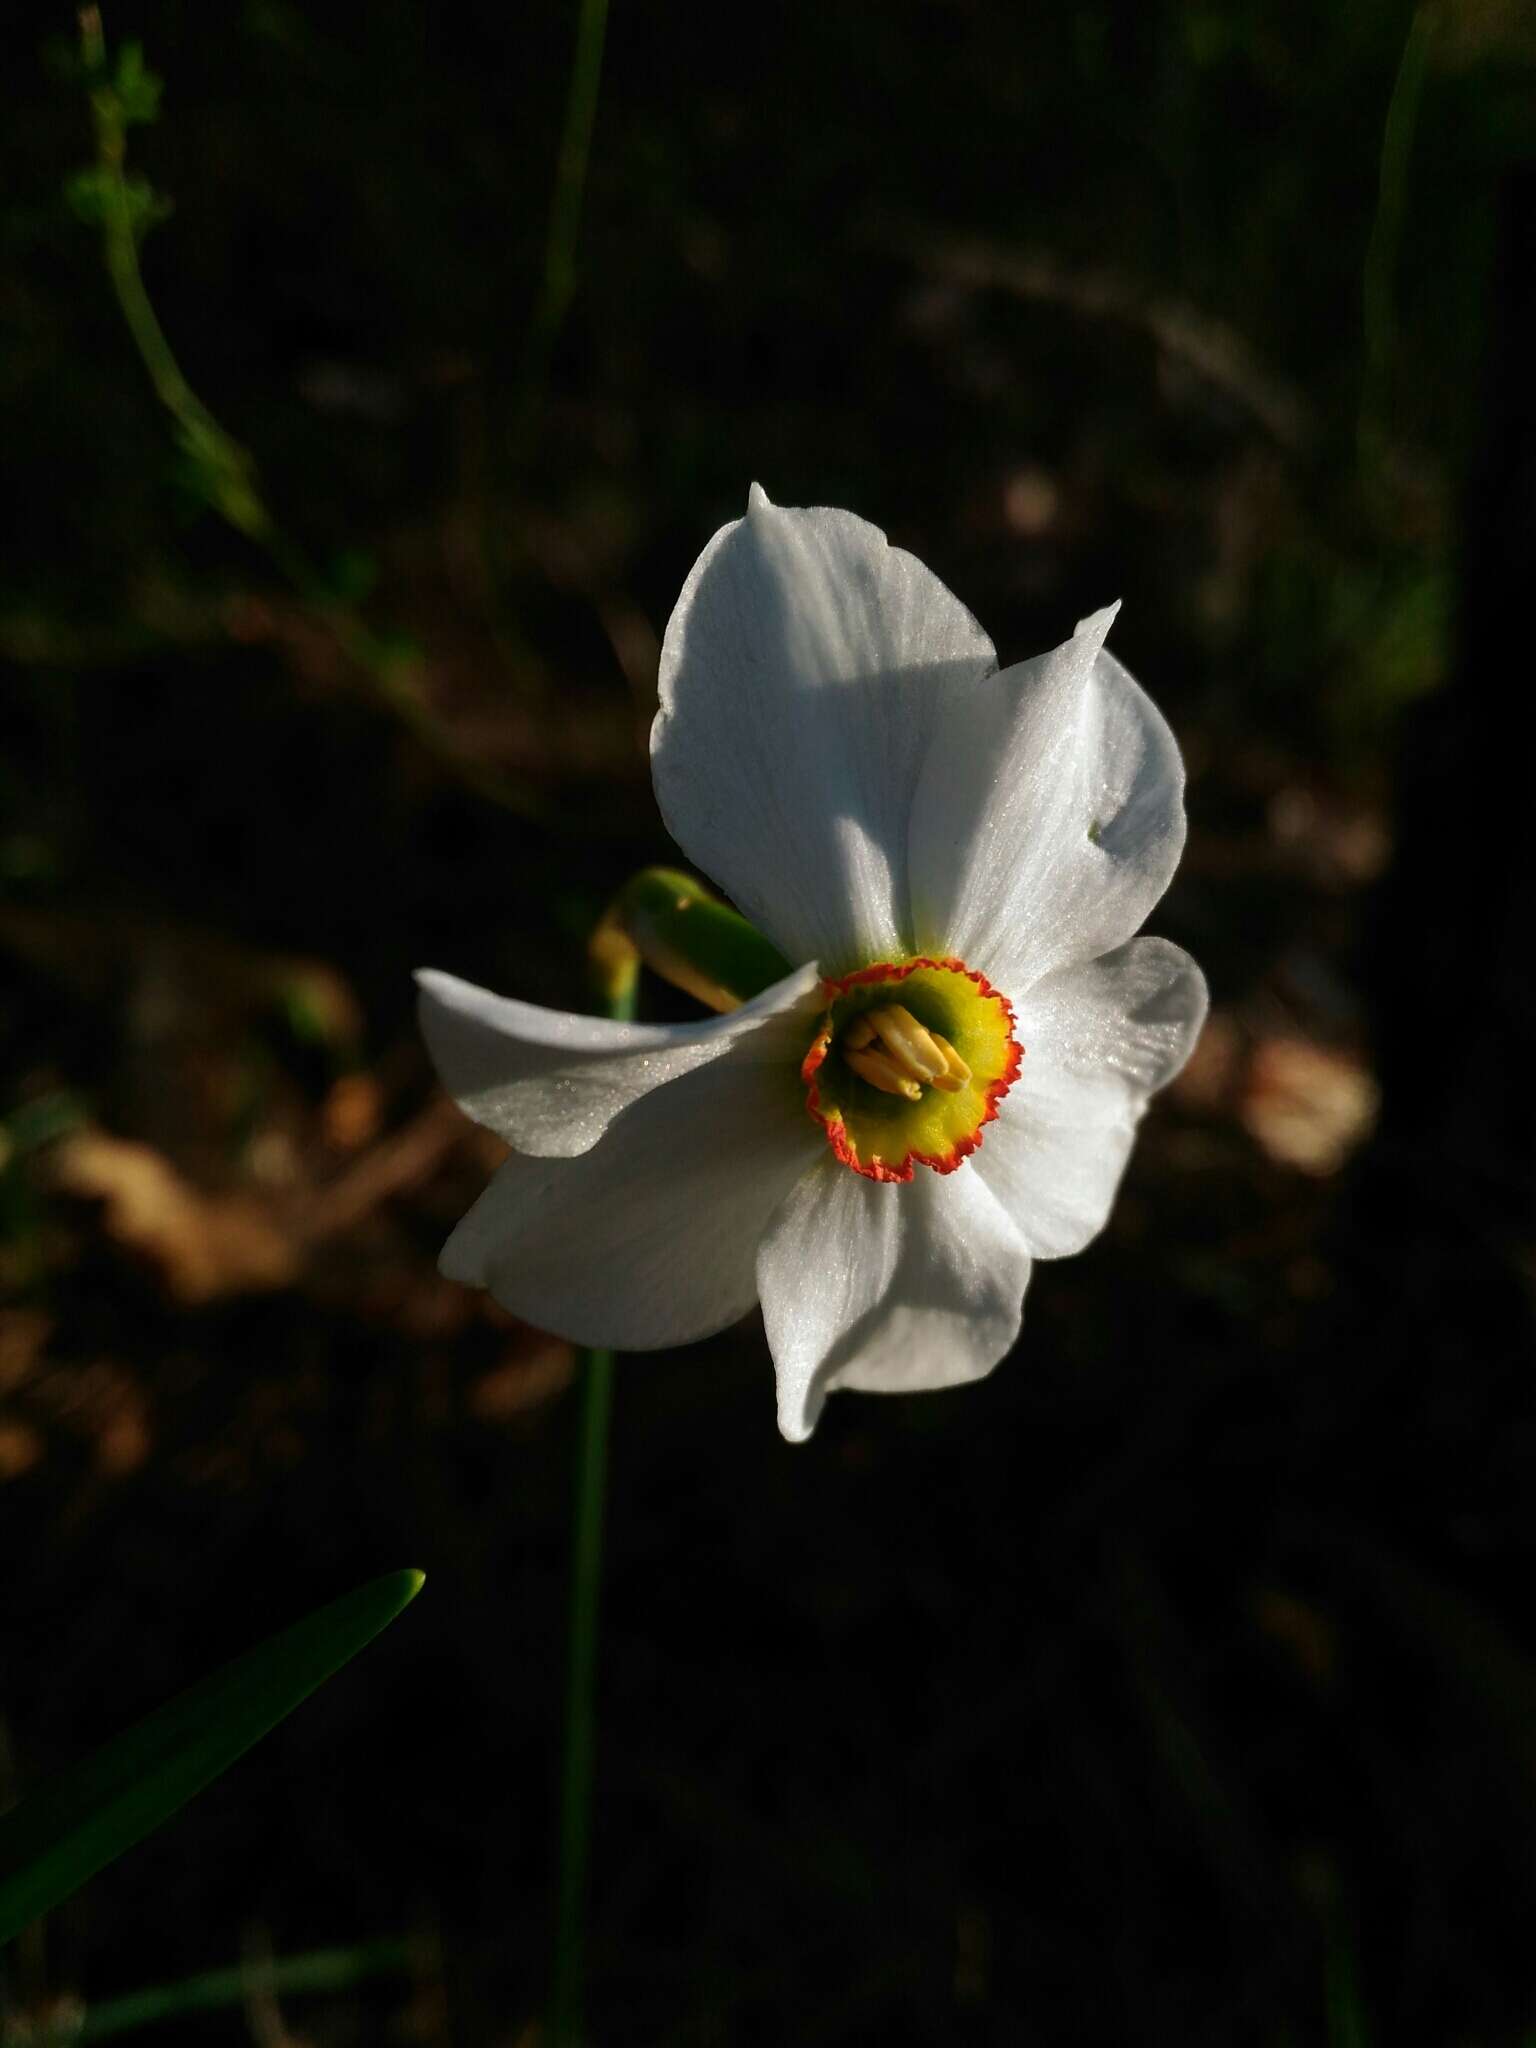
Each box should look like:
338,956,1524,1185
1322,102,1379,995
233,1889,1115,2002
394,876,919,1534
418,486,1207,1441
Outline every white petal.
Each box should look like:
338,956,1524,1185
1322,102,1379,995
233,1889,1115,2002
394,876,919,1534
651,491,997,973
758,1160,1032,1442
973,938,1207,1258
440,1040,822,1349
416,960,822,1158
907,607,1189,992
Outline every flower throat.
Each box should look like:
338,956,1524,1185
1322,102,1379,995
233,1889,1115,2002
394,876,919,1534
800,957,1022,1183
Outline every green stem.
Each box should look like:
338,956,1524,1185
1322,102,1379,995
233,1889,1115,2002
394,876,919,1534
548,1346,615,2048
548,949,634,2048
74,9,541,820
516,0,611,446
1360,3,1437,442
79,8,270,547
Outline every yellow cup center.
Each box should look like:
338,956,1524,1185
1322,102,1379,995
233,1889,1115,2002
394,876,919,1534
800,957,1021,1182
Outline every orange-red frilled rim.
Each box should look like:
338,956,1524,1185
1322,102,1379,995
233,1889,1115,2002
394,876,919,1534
800,956,1022,1183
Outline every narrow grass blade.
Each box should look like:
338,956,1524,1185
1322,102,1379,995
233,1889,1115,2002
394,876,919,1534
0,1569,424,1943
76,1936,414,2042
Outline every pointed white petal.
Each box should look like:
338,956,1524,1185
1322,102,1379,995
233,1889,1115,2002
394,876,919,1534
908,608,1189,992
652,497,997,973
440,1041,822,1349
758,1161,1031,1442
416,960,822,1158
973,938,1207,1258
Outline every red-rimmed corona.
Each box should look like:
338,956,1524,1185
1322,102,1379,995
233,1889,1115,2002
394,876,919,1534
419,486,1207,1440
800,957,1022,1182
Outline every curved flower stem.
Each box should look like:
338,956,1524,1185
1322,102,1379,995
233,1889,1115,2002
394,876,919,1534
74,8,541,822
547,938,635,2048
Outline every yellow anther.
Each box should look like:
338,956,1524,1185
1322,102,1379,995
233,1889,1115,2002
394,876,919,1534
870,1004,947,1081
838,1003,967,1099
866,1004,948,1083
927,1032,972,1093
845,1045,924,1101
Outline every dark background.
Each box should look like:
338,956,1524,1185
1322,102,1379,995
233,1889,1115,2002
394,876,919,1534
3,1,1535,2041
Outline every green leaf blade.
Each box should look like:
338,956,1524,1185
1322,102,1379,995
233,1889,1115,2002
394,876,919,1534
0,1568,424,1944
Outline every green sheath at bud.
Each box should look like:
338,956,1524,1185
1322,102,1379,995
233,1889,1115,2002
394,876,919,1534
589,868,793,1015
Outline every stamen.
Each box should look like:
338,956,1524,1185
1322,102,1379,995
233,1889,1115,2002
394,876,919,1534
802,955,1022,1182
845,1045,924,1100
865,1004,947,1083
927,1032,972,1093
837,1003,965,1100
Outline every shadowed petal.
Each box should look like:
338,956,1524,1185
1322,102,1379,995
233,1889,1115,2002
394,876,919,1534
440,1043,823,1349
758,1159,1032,1442
652,487,997,974
908,608,1188,992
416,960,822,1158
973,938,1207,1258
